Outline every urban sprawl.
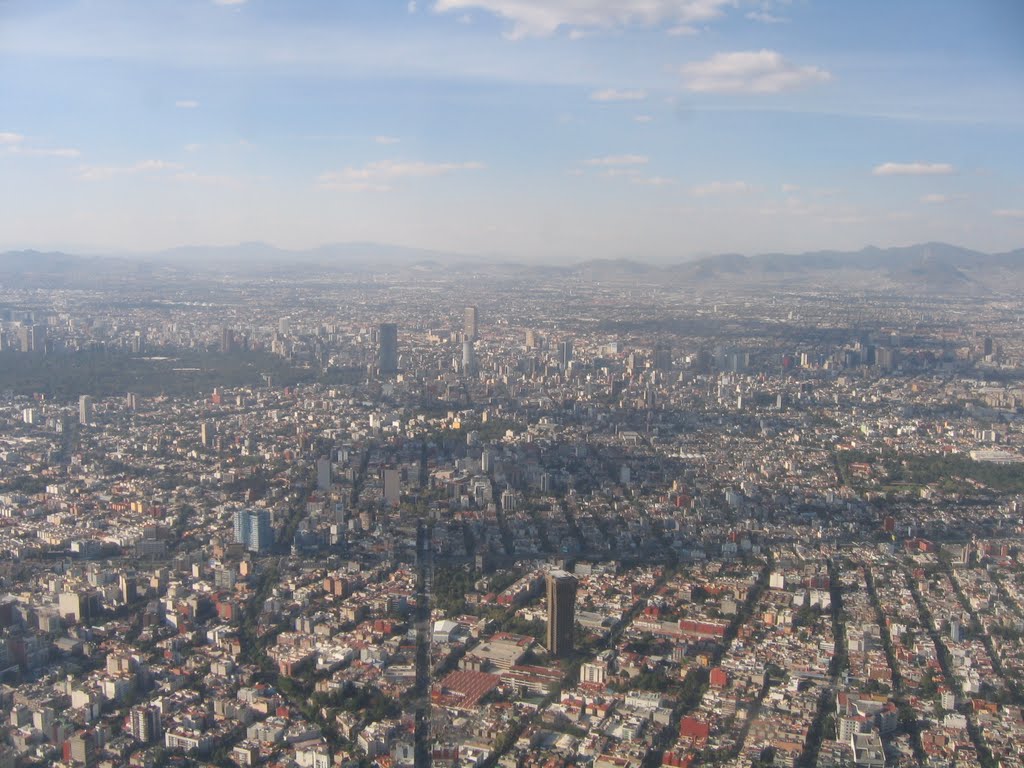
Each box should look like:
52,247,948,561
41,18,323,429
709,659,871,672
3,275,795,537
1,272,1024,768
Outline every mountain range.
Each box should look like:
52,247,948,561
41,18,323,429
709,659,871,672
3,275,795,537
2,241,1023,294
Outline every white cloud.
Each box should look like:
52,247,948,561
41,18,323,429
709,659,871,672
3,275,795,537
590,88,647,102
993,209,1024,219
135,160,182,172
318,159,485,191
781,183,799,193
184,143,203,153
682,50,830,93
632,176,675,186
667,24,698,36
634,115,654,123
692,180,751,196
584,154,648,166
408,0,418,12
213,0,247,5
374,135,402,145
1,132,78,158
173,171,234,186
175,99,200,109
603,167,641,178
77,159,183,181
872,162,955,176
8,145,80,158
432,0,733,39
921,193,952,204
746,10,786,23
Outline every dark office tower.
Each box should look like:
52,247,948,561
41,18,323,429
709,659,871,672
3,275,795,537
464,306,479,341
546,570,576,658
653,342,673,371
378,323,398,374
221,327,235,354
558,339,573,369
31,324,46,353
875,347,896,371
119,573,137,604
983,337,994,357
462,340,476,376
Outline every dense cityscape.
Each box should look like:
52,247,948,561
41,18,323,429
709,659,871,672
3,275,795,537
3,2,1023,768
2,263,1024,768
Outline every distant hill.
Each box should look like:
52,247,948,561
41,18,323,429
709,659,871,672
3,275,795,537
136,241,473,272
2,241,1022,293
649,242,1022,293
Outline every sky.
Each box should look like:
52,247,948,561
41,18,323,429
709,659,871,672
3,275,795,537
1,0,1023,261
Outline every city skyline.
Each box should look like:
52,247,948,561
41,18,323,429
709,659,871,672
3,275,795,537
2,1,1023,260
4,237,1024,768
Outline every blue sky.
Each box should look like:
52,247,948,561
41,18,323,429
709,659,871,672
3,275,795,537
1,0,1023,260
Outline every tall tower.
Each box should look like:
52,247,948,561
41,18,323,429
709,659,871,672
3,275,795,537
558,339,573,370
546,570,576,659
31,325,47,353
378,323,398,374
316,456,332,491
462,340,476,376
464,306,478,341
233,509,248,547
79,395,93,426
233,509,273,552
383,468,401,506
249,509,273,552
653,341,673,371
130,705,162,744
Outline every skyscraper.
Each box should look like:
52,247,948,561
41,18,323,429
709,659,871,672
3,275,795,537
378,322,398,374
462,340,476,376
383,468,401,506
316,456,332,491
464,305,478,341
129,705,162,744
79,395,93,426
233,509,273,553
546,570,576,659
31,324,46,354
558,339,573,369
653,341,673,371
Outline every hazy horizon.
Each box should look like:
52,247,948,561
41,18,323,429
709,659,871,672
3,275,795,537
3,238,1024,268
